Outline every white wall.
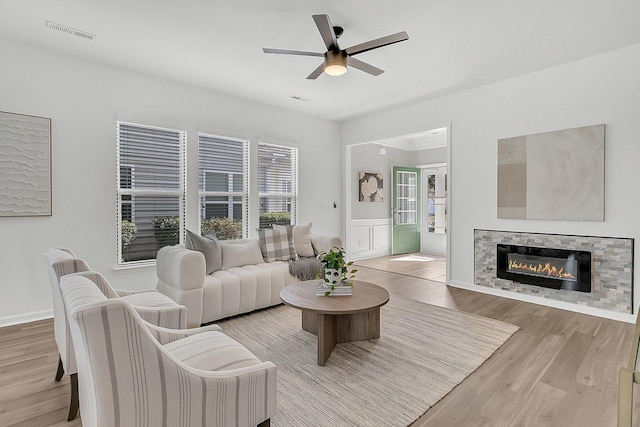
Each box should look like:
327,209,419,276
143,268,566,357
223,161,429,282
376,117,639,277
415,146,447,166
342,43,640,319
350,144,411,220
350,145,448,220
0,39,342,325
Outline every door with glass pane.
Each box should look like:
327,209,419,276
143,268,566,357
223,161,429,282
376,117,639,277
422,166,447,255
392,166,420,254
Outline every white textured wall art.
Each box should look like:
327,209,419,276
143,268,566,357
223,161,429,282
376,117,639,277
0,111,51,216
497,124,605,221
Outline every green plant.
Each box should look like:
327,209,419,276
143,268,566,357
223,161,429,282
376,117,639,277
318,247,357,295
152,216,180,248
201,217,243,240
259,211,291,228
121,220,138,251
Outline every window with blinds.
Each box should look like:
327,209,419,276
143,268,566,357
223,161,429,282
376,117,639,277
198,134,248,240
116,122,185,264
258,142,297,228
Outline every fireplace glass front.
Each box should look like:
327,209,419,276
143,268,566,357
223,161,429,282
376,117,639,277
497,244,591,292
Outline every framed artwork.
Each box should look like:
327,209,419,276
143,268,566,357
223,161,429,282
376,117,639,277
359,172,383,202
0,111,52,216
497,124,605,221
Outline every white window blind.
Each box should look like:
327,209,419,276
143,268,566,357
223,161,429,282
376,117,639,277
198,133,248,239
258,142,297,228
116,122,185,264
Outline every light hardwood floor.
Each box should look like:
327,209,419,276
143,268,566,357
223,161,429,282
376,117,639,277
354,252,447,283
0,257,635,426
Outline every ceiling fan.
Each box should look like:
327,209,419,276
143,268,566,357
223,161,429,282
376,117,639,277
263,14,409,79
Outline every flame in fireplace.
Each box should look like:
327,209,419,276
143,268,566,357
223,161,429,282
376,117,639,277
508,259,576,279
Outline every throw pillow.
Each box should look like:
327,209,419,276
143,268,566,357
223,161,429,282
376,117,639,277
219,239,265,270
185,229,222,274
256,226,298,262
274,223,314,258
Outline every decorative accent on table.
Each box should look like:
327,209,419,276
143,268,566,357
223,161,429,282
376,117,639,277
358,172,383,202
317,247,357,296
0,111,52,216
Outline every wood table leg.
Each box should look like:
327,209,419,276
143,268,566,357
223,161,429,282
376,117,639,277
301,310,317,335
317,313,337,366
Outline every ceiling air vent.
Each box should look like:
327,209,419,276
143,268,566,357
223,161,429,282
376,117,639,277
46,21,96,41
290,95,311,102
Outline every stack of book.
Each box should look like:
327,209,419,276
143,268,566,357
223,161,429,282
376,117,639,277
316,282,353,296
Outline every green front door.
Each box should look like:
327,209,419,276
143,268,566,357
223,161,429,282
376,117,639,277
392,166,420,254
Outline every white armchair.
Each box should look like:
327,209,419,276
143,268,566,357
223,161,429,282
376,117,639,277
60,273,277,427
72,270,187,329
41,248,187,421
42,247,86,421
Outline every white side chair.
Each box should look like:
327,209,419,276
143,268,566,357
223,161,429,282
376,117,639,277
60,273,276,427
42,248,187,421
42,248,85,421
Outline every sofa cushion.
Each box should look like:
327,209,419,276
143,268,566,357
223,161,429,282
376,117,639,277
311,235,343,256
274,222,314,258
164,331,261,370
257,226,298,262
220,239,264,270
185,229,221,274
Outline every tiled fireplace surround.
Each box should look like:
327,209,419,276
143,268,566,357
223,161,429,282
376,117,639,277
474,229,634,314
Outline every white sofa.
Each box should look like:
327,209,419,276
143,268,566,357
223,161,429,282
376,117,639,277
156,233,342,327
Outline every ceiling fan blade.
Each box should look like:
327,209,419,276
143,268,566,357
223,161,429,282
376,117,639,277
345,31,409,56
347,57,384,76
306,62,325,80
263,48,324,57
312,14,339,51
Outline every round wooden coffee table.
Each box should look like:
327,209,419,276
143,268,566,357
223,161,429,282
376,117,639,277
280,280,389,366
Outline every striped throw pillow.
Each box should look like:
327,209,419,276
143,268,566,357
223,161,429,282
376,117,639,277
257,226,298,262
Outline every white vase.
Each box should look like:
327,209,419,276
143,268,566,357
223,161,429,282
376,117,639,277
323,268,342,285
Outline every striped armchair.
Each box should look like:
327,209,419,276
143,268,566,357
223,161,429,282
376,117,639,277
60,274,277,427
42,248,187,421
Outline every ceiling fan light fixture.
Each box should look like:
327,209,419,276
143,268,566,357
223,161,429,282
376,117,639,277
325,64,347,76
263,14,408,79
324,51,347,76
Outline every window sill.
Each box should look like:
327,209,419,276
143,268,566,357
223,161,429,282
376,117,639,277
113,260,156,271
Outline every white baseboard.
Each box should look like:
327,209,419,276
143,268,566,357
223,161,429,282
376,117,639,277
0,309,53,328
449,280,636,324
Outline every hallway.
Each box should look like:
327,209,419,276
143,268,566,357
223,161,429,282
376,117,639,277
354,252,446,283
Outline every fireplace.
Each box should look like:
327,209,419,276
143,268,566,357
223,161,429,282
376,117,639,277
496,244,591,293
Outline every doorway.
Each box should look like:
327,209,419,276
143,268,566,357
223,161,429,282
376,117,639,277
345,125,451,283
419,163,447,255
392,166,421,254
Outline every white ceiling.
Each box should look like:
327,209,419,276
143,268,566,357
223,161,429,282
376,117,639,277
375,127,448,151
2,0,640,122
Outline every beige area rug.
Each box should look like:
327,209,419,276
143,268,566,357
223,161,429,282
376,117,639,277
218,297,518,427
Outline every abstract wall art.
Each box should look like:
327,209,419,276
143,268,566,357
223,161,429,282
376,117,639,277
359,172,383,202
0,111,52,216
497,124,605,221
